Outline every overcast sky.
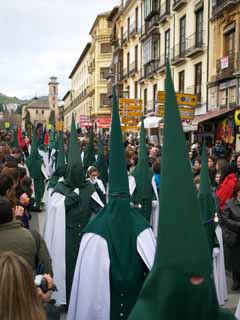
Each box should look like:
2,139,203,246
0,0,119,100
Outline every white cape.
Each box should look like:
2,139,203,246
129,175,159,237
213,225,228,306
44,190,104,305
68,228,156,320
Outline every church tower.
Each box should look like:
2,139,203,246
48,76,59,121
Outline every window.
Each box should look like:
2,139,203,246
165,29,170,62
42,110,44,115
135,45,138,70
195,63,202,101
100,67,109,80
53,86,57,94
36,110,38,114
126,86,130,99
179,71,185,93
153,84,158,111
229,87,236,105
224,29,235,55
195,9,203,46
127,52,130,73
127,17,130,37
144,88,148,113
134,81,138,99
100,43,112,54
143,35,160,64
100,94,110,107
121,26,123,43
135,6,138,31
179,16,186,55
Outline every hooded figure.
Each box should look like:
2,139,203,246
127,63,235,320
83,127,96,172
198,141,227,306
93,133,108,186
130,117,159,234
25,128,45,211
67,88,156,320
44,114,104,306
12,129,19,148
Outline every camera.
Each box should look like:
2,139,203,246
34,275,49,294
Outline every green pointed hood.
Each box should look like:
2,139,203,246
49,127,56,151
93,133,108,185
198,140,219,253
84,87,149,285
83,127,95,171
131,117,154,221
12,129,19,148
48,131,66,189
64,114,85,189
128,63,231,320
25,128,43,180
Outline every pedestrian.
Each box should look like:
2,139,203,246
208,155,217,185
215,164,238,212
222,182,240,290
192,157,201,177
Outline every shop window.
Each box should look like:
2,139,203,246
229,87,236,105
219,90,227,108
101,43,112,54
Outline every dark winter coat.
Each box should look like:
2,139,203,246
222,198,240,271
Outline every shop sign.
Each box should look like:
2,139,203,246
96,118,111,129
157,91,198,107
220,56,229,70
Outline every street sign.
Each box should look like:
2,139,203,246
119,98,142,130
157,106,195,120
121,125,139,132
157,91,198,107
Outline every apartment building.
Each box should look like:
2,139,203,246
208,0,240,111
64,43,92,130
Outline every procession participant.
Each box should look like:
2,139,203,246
83,127,96,172
68,88,156,320
128,62,235,320
86,166,106,206
130,117,159,236
25,129,45,212
198,141,227,306
44,114,104,306
93,133,108,187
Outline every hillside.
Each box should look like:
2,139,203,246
0,93,26,105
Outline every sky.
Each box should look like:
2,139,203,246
0,0,119,100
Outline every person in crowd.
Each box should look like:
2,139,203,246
215,164,238,212
0,252,48,320
222,182,240,291
0,143,10,166
235,154,240,180
216,158,228,174
4,147,22,166
208,155,217,185
148,146,159,167
152,158,161,193
0,196,53,276
86,166,106,205
127,153,138,173
194,175,200,192
192,157,201,178
212,140,226,159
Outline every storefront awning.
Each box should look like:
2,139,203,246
144,116,162,129
192,108,236,126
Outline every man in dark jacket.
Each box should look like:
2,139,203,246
0,196,52,275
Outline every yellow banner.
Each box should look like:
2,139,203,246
157,91,198,107
157,106,195,120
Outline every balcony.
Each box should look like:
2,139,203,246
216,52,237,81
171,43,186,65
145,4,160,21
129,62,138,76
110,34,119,48
185,32,205,58
212,0,239,18
159,1,171,23
172,0,187,11
145,60,160,78
121,31,128,46
122,67,129,80
130,22,138,38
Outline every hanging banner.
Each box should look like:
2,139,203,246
157,91,198,107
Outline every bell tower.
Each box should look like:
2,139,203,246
48,76,59,120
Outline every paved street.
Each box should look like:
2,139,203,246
30,207,240,318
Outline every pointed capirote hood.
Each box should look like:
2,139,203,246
131,117,153,221
25,128,43,180
128,62,232,320
108,88,129,197
83,127,95,171
93,133,108,185
198,140,219,253
64,114,85,189
12,129,19,148
48,131,66,189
